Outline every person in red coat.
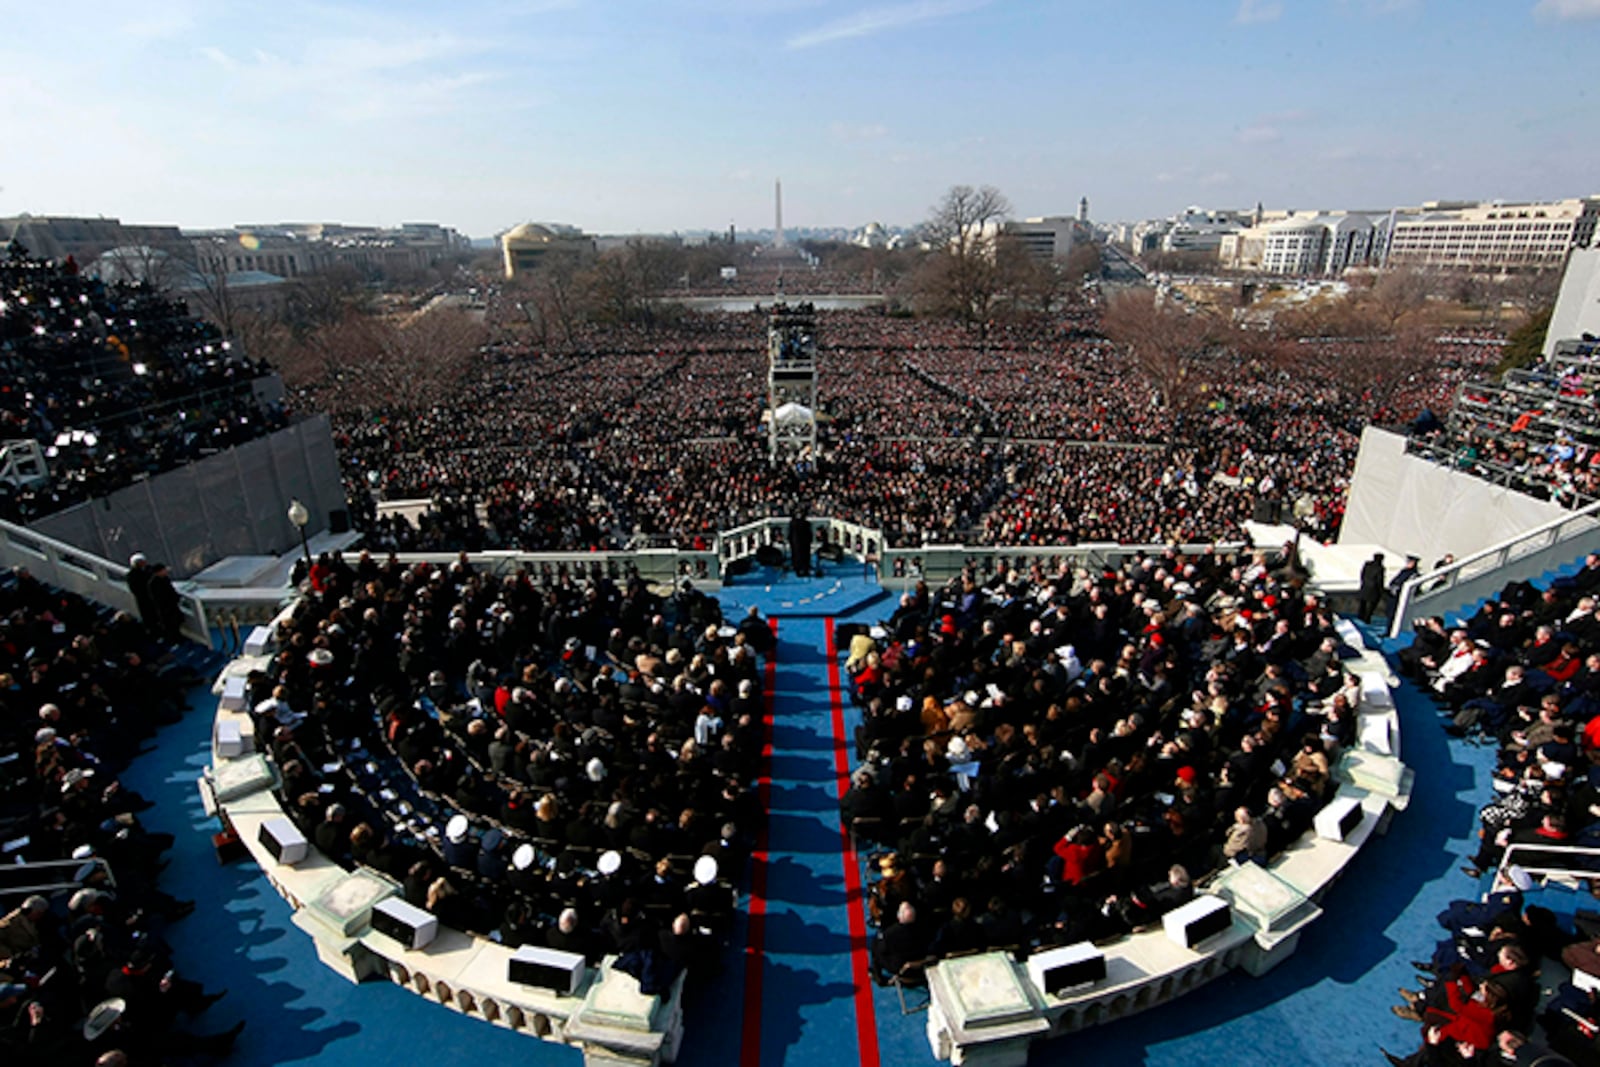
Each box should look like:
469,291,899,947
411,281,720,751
1050,826,1104,886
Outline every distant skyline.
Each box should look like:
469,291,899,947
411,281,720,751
2,1,1598,238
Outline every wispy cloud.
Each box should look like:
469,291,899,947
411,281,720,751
1533,0,1600,19
199,32,500,121
1235,108,1309,144
1154,165,1232,188
1235,0,1284,24
787,0,991,49
830,121,889,142
1337,0,1421,13
119,1,198,42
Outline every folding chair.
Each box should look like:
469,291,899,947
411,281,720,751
890,957,931,1014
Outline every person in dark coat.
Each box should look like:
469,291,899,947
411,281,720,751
1359,552,1386,622
148,563,183,642
1387,555,1422,620
871,900,928,984
789,510,812,578
125,554,157,631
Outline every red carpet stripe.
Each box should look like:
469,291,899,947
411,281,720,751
739,619,779,1067
825,617,881,1067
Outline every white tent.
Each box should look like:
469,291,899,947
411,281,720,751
772,401,813,425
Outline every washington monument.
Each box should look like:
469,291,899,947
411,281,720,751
774,178,785,249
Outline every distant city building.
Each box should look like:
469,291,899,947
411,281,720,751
1003,216,1090,261
1129,208,1251,257
916,213,1091,263
1382,197,1600,270
89,245,290,320
1,214,469,284
500,223,596,278
592,233,683,254
1221,210,1383,275
1,214,187,264
848,222,906,250
194,221,469,280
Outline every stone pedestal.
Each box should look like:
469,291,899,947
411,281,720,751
926,952,1049,1066
1211,862,1323,977
303,867,400,937
209,754,277,802
290,909,385,983
287,868,400,983
565,958,686,1067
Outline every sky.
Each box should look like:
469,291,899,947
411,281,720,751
1,0,1598,238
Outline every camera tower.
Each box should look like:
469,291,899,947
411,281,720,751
766,303,817,466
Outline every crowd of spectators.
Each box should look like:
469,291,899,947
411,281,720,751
1408,337,1600,509
826,543,1369,984
0,567,243,1065
0,244,286,524
242,549,771,992
1382,553,1600,1065
323,302,1495,554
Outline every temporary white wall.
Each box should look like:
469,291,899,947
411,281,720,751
1339,427,1567,561
1547,247,1600,357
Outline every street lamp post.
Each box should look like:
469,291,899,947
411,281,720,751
287,499,313,580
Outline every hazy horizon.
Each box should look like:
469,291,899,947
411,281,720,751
3,1,1599,239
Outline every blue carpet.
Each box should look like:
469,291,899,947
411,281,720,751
749,617,870,1065
119,555,1589,1066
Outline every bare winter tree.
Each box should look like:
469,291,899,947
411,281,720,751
1101,288,1223,419
281,305,487,414
517,250,589,347
916,184,1012,326
587,242,659,325
180,245,248,341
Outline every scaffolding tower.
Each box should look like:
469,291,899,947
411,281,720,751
766,303,818,466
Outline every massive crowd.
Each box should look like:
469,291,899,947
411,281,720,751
243,549,769,994
0,568,244,1065
0,244,285,524
326,305,1497,554
1381,554,1600,1065
831,544,1366,981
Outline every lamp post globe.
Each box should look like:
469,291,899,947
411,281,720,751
287,499,314,577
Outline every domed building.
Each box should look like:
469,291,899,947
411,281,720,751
500,222,595,279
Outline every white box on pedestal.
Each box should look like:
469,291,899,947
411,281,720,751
1163,895,1232,949
258,816,308,866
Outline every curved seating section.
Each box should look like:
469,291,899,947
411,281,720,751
202,573,1410,1065
923,616,1411,1062
202,608,687,1067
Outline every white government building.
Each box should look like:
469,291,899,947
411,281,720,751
1138,196,1600,276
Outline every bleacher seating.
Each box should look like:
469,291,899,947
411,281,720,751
1410,335,1600,507
0,243,286,521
